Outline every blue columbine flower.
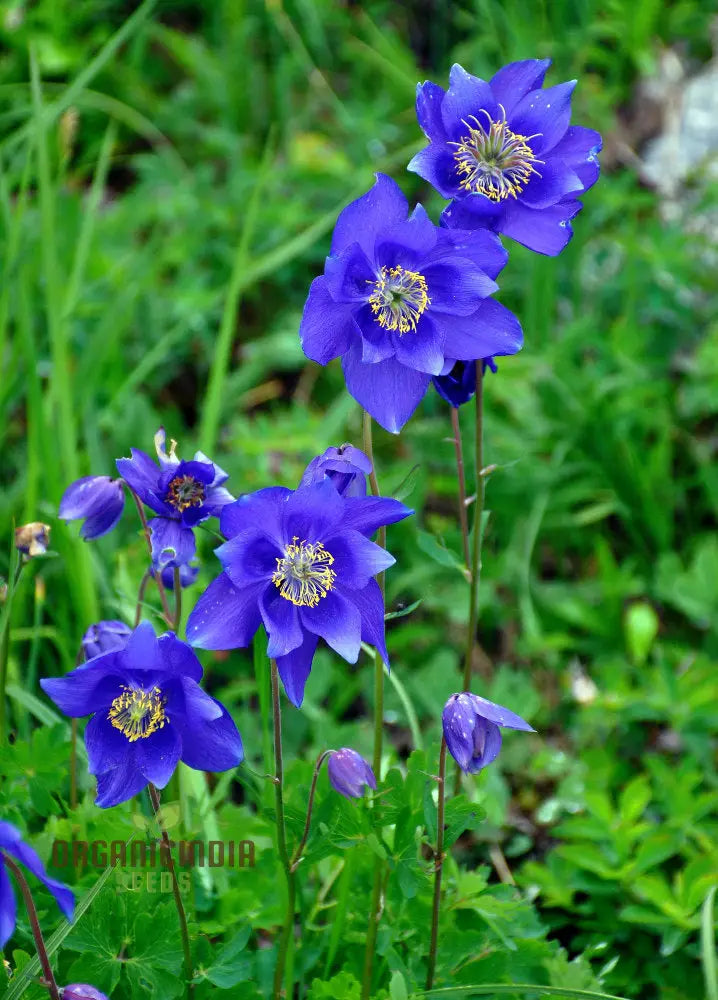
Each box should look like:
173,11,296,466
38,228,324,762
299,445,372,498
81,620,132,660
327,748,376,798
442,692,534,773
116,428,234,570
299,173,522,433
0,821,74,948
186,479,412,707
408,61,601,256
154,563,200,591
61,987,109,1000
58,476,125,540
432,357,499,408
40,622,243,808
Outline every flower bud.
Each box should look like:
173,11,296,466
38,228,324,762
59,476,125,540
300,445,372,498
433,358,498,408
442,692,534,774
14,522,51,557
327,748,376,798
153,563,199,591
61,986,110,1000
81,620,132,661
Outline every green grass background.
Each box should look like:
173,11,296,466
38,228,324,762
1,1,717,998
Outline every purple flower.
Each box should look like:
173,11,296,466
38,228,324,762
327,748,376,798
81,620,132,661
442,692,534,773
409,61,601,256
0,821,74,948
299,445,372,498
58,477,125,540
299,173,522,433
186,479,412,707
116,428,234,570
40,622,243,808
154,563,200,591
432,357,498,407
61,987,109,1000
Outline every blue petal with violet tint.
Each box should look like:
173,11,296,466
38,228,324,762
300,589,362,663
299,445,372,498
62,986,110,1000
218,531,281,588
489,58,551,114
510,80,577,155
299,277,359,366
550,126,602,191
95,758,151,809
0,822,74,923
0,859,16,948
340,495,413,538
341,345,432,434
346,578,389,665
116,449,172,514
148,517,197,570
330,172,408,257
179,699,243,771
40,659,128,717
441,298,523,360
58,476,125,541
81,620,131,661
275,631,318,708
220,486,292,542
328,748,376,799
442,691,534,775
327,530,395,588
499,197,582,256
440,64,499,139
433,360,477,407
260,587,304,658
185,574,265,649
429,227,507,282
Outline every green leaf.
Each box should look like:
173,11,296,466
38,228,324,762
420,985,632,999
389,971,409,1000
702,887,718,1000
196,927,252,988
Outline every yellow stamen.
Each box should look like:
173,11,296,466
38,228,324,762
272,537,336,607
450,109,542,201
166,475,205,513
368,265,430,334
108,686,168,742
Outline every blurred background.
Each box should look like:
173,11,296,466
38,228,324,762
1,2,717,997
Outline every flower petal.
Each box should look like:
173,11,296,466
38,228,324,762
467,692,534,731
178,698,243,772
330,173,408,258
217,530,282,588
85,714,130,775
94,756,149,808
393,316,445,376
156,631,204,682
260,586,304,658
41,660,125,717
282,478,345,541
300,589,361,663
489,59,551,115
521,160,582,209
510,80,577,155
341,342,431,433
441,64,499,140
136,725,182,788
500,197,582,256
0,860,16,949
7,839,74,922
148,517,196,570
275,631,318,708
407,143,461,200
344,579,389,664
429,227,507,281
415,80,449,139
220,487,291,543
550,125,602,192
423,260,498,315
324,242,375,302
468,719,503,772
186,574,265,650
299,276,359,365
340,496,413,537
442,298,523,360
326,529,395,589
375,203,438,270
115,449,168,513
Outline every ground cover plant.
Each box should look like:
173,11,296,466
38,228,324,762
0,2,717,999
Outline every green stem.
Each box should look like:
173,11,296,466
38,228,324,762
172,565,182,633
425,737,447,990
148,783,192,993
135,569,152,628
271,659,296,998
450,407,471,569
128,488,172,626
290,751,332,873
455,365,484,795
361,409,387,1000
3,855,61,1000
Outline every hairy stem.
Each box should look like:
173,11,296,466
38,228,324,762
4,855,61,1000
455,365,484,795
450,407,471,569
425,737,448,989
271,659,296,998
148,783,192,993
290,750,332,873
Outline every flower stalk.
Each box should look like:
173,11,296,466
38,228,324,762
129,488,172,626
290,750,332,873
3,854,61,1000
456,363,485,795
271,659,296,998
450,407,471,570
148,782,192,994
425,735,448,990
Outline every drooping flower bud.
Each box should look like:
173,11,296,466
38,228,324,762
327,748,376,799
300,445,372,498
61,986,110,1000
14,522,51,557
81,620,132,661
433,358,498,408
58,476,125,540
153,563,199,591
442,692,534,774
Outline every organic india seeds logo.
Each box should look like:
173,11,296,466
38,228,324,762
51,802,256,894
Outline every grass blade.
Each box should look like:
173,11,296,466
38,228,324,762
703,886,718,1000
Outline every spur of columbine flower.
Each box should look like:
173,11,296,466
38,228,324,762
409,61,601,256
116,428,234,570
40,621,243,808
299,173,522,433
0,821,74,948
327,748,376,799
442,692,534,773
186,478,412,706
299,444,372,497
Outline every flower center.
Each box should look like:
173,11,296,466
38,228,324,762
451,110,542,201
108,686,168,742
272,537,336,607
166,475,205,512
368,265,430,334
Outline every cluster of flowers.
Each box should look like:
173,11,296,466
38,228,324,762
4,58,599,988
299,59,600,432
